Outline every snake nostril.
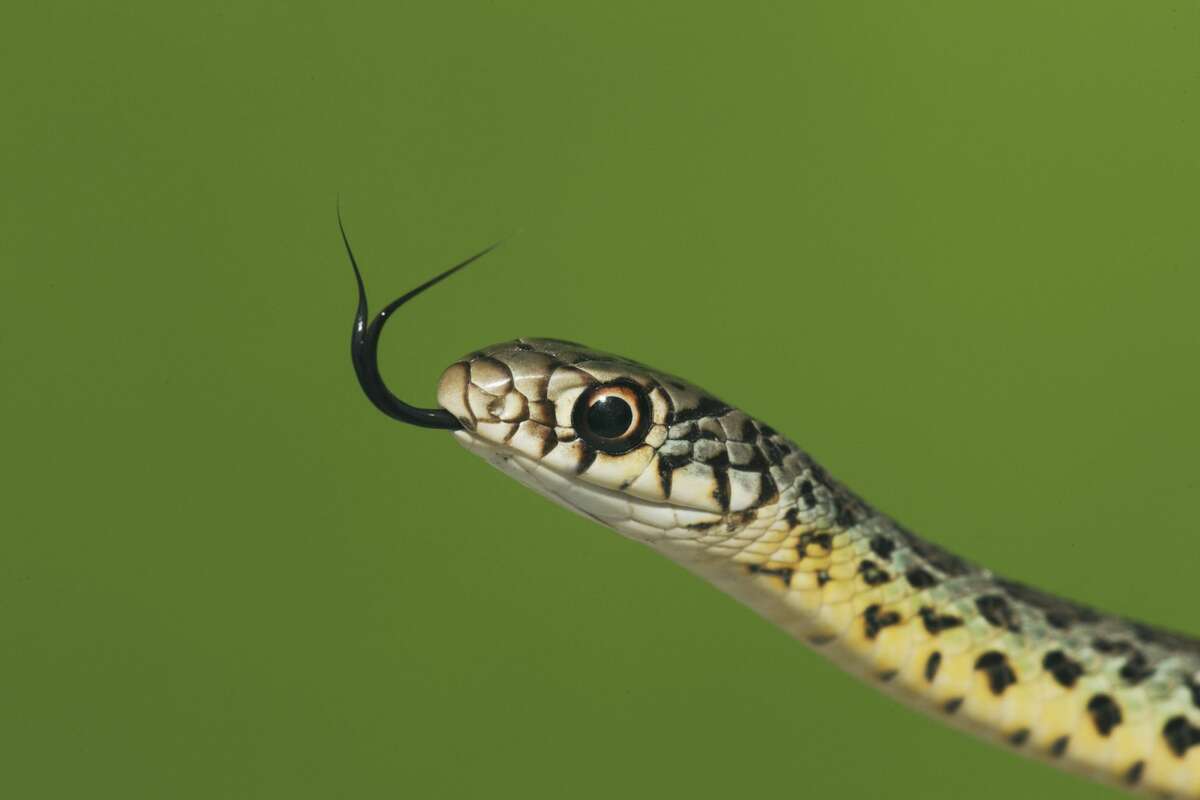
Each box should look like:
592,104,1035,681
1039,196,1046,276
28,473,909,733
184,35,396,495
497,391,528,422
486,395,505,418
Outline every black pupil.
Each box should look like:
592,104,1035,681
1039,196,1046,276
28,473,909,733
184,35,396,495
586,395,633,439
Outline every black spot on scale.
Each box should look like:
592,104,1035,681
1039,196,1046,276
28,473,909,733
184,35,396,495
783,508,801,530
1050,736,1070,758
1042,650,1084,688
759,437,786,466
1186,675,1200,711
975,594,1021,633
1086,694,1123,737
1008,728,1030,747
816,570,831,586
1092,637,1133,655
857,560,891,586
797,531,833,556
798,480,818,510
746,563,794,586
656,451,690,497
905,568,937,589
919,606,963,634
925,651,942,682
1118,651,1155,685
711,463,731,512
863,604,900,639
1045,612,1073,630
877,669,897,682
975,651,1017,695
574,444,597,475
869,535,895,561
943,697,963,714
834,502,859,529
1163,716,1200,757
755,472,779,508
1124,761,1145,786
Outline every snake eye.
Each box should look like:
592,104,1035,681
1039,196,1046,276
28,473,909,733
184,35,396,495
573,380,652,455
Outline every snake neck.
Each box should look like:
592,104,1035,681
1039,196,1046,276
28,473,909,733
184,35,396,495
441,337,1200,796
636,439,1200,798
460,378,1200,796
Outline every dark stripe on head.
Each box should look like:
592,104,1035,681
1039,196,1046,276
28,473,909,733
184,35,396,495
711,463,731,512
574,443,597,475
756,471,779,508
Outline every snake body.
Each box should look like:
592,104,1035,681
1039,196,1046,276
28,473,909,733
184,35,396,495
425,337,1200,798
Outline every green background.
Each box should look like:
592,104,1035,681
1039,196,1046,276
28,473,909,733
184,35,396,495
4,2,1198,798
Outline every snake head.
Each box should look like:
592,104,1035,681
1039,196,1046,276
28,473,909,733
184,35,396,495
341,221,805,540
435,339,801,539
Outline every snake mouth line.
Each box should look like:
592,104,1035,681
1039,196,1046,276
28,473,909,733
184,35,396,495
454,433,726,540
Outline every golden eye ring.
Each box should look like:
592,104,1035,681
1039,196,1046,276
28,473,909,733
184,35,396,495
572,380,652,455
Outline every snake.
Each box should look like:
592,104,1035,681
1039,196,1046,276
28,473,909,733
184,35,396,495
340,221,1200,798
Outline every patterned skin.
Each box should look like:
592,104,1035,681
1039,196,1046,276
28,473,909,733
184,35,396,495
433,337,1200,798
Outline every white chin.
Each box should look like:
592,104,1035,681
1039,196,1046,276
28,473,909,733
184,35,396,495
452,432,720,546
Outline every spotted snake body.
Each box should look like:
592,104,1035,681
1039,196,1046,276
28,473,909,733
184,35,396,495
428,337,1200,798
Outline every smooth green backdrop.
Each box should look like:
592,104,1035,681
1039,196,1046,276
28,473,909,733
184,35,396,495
4,3,1198,798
